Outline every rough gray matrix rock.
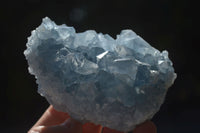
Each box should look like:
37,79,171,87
24,17,176,132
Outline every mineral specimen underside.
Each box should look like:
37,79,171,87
24,17,176,132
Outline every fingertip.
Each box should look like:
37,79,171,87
133,121,157,133
29,119,83,133
62,118,82,129
28,126,45,133
82,122,102,133
63,118,82,133
32,105,70,128
102,127,123,133
48,105,70,119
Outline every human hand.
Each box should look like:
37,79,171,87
28,105,156,133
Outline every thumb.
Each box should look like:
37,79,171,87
29,118,82,133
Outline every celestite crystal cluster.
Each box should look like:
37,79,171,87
24,17,176,132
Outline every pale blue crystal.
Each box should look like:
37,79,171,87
24,17,177,132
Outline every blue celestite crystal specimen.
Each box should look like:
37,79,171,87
24,17,176,132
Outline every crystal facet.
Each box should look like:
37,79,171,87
24,17,176,132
